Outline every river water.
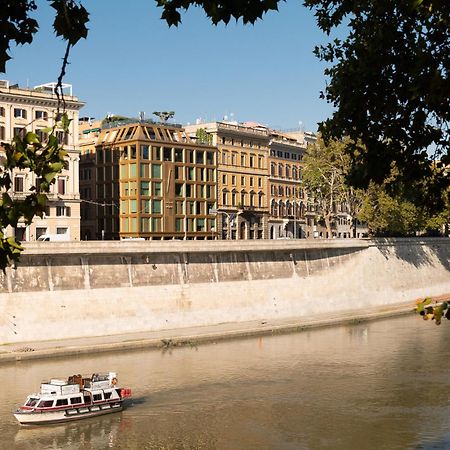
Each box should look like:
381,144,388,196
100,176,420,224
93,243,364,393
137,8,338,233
1,314,450,450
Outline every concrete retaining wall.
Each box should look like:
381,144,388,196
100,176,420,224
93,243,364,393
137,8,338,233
0,238,449,344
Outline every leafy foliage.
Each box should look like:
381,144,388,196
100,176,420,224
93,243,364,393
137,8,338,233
0,0,38,72
416,298,450,326
0,115,71,270
195,128,213,145
154,0,281,26
358,165,449,236
306,0,450,200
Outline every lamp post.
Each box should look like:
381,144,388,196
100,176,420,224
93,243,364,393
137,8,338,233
209,208,231,240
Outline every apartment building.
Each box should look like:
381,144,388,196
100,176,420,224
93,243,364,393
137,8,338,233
80,119,217,240
185,121,269,239
0,80,84,241
268,131,306,239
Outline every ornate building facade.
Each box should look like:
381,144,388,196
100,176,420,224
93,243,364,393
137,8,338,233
185,121,269,239
0,80,84,241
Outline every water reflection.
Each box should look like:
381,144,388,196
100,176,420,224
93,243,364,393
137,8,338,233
2,315,450,449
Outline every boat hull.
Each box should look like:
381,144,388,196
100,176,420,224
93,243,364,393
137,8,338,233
14,403,123,425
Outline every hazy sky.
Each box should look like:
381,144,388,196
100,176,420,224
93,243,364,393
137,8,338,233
4,0,336,132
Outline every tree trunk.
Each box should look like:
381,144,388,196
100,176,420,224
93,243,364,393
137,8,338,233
324,213,333,239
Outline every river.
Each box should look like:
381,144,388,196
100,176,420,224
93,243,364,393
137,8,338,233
1,314,450,449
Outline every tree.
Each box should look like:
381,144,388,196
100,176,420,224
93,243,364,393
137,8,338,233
302,136,361,237
309,1,449,200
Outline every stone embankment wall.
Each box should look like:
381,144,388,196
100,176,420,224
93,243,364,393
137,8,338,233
0,238,449,344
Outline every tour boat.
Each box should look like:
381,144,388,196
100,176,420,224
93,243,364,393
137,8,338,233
14,372,131,425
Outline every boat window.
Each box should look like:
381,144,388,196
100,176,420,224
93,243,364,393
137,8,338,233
25,398,39,407
70,396,82,405
104,392,112,400
56,398,69,406
93,393,103,401
38,400,54,408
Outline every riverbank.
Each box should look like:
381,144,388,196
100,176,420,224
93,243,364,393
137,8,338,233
1,238,449,349
0,301,416,364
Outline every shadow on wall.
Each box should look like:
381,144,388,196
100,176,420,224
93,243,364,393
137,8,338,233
374,238,450,272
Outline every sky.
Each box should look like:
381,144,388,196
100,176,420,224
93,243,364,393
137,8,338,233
4,0,337,132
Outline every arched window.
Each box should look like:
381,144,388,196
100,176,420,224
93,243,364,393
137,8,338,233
286,165,290,178
271,163,276,176
278,163,283,177
292,166,297,179
271,200,278,217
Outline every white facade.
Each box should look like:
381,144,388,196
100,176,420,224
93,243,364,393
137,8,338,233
0,80,84,241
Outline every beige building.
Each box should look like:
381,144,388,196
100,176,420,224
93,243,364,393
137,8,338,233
185,121,269,239
0,80,84,241
268,131,307,239
80,119,217,240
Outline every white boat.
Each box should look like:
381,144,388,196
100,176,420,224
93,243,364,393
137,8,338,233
14,372,131,425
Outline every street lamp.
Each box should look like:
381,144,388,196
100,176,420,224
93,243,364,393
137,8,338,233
209,208,231,240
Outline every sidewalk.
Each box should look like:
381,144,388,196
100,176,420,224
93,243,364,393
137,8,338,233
0,302,413,363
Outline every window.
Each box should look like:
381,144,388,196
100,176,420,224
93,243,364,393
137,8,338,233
36,227,47,239
175,148,183,162
55,398,68,406
163,147,172,161
152,146,161,160
151,164,161,178
0,106,4,117
14,127,25,137
35,110,48,120
56,206,71,217
196,218,205,231
241,176,245,185
58,177,66,194
152,200,161,214
249,156,254,167
93,394,102,402
56,131,68,145
14,108,27,119
104,392,112,400
36,129,48,142
70,397,82,405
57,227,68,235
140,181,149,196
258,178,262,188
258,156,263,168
38,400,54,408
140,199,149,214
14,176,24,192
0,125,4,140
222,174,227,184
196,151,204,164
130,199,137,213
231,176,236,185
153,182,162,196
151,217,161,232
241,154,246,166
250,177,254,187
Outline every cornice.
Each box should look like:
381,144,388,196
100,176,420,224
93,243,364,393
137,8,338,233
0,92,84,110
